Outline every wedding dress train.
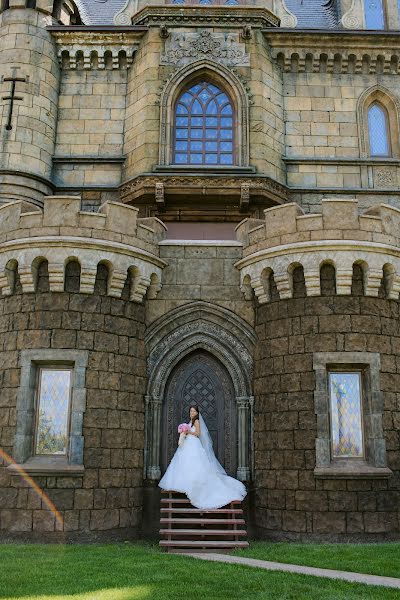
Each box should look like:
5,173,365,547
158,416,247,510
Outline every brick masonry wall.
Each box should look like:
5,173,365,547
0,289,146,540
254,293,400,539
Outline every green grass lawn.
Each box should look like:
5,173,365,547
234,541,400,579
0,542,399,600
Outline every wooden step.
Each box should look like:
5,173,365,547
160,507,242,514
160,518,245,525
160,529,247,536
160,498,242,505
159,540,249,548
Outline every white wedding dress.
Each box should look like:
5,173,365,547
158,415,247,509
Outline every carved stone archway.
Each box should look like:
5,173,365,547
144,301,256,482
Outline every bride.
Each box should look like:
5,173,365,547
158,405,247,509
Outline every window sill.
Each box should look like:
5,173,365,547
314,461,392,480
7,457,85,476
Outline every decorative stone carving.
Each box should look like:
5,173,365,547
374,167,397,188
161,30,250,68
155,182,165,206
341,0,363,29
273,0,297,28
240,183,250,210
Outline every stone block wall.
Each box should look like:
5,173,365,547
0,288,146,540
254,293,400,539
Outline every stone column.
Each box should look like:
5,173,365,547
145,394,162,480
236,396,251,481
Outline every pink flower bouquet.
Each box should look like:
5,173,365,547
178,422,190,446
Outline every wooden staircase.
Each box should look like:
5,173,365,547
159,490,249,553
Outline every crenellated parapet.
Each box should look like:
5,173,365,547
0,196,167,302
235,199,400,303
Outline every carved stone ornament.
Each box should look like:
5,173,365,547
373,167,397,188
341,0,363,29
160,30,250,68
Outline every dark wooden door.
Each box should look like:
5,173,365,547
162,350,236,476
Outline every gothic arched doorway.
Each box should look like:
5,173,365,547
161,350,237,476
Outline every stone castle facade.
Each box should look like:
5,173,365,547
1,0,400,540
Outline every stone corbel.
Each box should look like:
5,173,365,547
155,182,165,207
341,0,364,28
240,183,250,211
273,0,297,28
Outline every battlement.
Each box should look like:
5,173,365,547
0,197,167,302
235,199,400,304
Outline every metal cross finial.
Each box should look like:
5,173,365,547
2,76,26,131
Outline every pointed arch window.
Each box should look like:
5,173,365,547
368,102,390,156
364,0,385,29
173,81,235,166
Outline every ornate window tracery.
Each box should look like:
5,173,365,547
173,81,235,166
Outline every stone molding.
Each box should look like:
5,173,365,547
49,30,145,70
144,301,256,481
157,59,250,168
125,5,279,29
313,351,391,478
120,174,288,205
160,30,250,68
13,349,89,467
264,31,400,74
0,198,167,302
235,199,400,303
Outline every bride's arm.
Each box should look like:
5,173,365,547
187,419,200,437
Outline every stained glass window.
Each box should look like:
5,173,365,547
364,0,385,29
173,81,234,165
35,368,72,455
368,103,390,156
329,372,364,458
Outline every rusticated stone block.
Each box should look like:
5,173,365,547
1,509,32,531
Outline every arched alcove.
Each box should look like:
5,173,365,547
144,301,256,482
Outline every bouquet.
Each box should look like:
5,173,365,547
178,423,190,446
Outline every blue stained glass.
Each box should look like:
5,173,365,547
192,99,202,114
220,129,232,140
206,129,218,139
226,0,239,4
180,92,192,105
329,372,363,458
216,93,229,105
364,0,385,29
173,80,235,165
199,90,211,101
368,104,389,156
221,104,233,115
207,100,218,115
173,0,185,4
200,0,212,4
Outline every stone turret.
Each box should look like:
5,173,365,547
0,2,60,206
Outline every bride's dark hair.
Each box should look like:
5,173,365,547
189,405,200,425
